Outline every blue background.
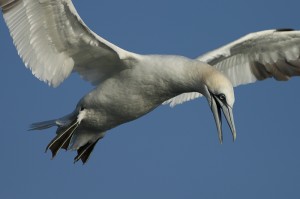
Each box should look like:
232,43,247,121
1,0,300,198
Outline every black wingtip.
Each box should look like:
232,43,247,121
276,28,294,32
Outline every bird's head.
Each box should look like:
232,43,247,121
201,71,236,143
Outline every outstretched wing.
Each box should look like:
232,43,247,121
1,0,136,87
165,29,300,107
197,29,300,86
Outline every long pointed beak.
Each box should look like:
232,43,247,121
221,104,236,141
210,96,236,143
210,96,223,143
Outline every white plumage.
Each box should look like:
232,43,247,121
1,0,300,163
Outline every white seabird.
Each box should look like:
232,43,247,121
1,0,300,164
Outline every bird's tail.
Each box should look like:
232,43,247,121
30,110,104,164
30,120,57,130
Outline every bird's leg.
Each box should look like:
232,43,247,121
74,136,103,164
46,120,79,158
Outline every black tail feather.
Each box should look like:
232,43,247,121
46,121,79,158
74,137,102,164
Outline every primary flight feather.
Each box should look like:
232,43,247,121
1,0,300,164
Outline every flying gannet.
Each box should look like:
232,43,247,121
1,0,300,163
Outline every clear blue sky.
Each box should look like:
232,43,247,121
1,0,300,198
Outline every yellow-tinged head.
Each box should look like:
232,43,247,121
201,69,236,143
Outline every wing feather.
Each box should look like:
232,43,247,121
1,0,134,87
162,92,202,107
197,29,300,86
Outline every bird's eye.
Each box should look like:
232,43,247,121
218,94,226,101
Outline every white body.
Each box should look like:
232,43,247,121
74,55,220,150
80,55,210,129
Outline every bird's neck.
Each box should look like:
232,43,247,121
140,55,215,99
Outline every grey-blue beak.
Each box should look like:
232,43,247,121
210,95,236,143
